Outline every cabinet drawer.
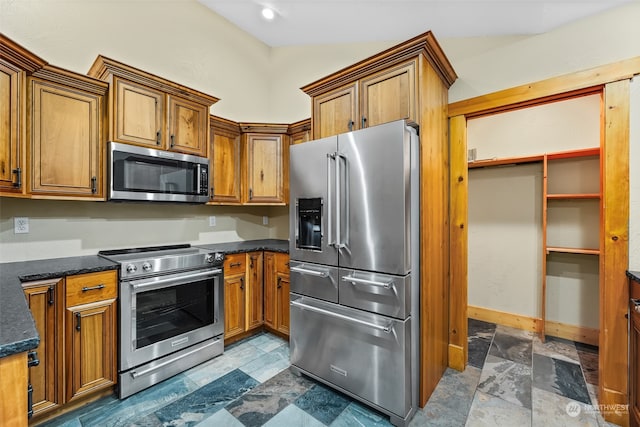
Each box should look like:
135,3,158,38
224,253,246,275
275,254,289,273
66,270,117,306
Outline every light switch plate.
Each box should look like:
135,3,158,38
262,216,269,225
14,217,29,234
209,216,216,227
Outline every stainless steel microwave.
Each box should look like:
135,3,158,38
108,142,209,203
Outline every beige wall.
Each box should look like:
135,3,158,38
1,0,638,264
630,77,640,271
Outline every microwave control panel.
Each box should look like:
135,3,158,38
199,167,209,195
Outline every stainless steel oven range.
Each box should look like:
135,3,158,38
99,244,225,399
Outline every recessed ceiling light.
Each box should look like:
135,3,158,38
261,7,275,20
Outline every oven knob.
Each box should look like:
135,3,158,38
205,254,214,263
126,264,137,273
142,262,152,272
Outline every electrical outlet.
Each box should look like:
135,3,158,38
262,216,269,225
14,217,29,234
468,148,477,162
209,216,216,227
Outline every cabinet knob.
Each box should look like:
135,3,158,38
12,167,21,188
240,277,244,290
171,134,175,147
361,116,367,128
91,176,97,194
156,131,161,145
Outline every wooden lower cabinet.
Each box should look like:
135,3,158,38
64,299,117,402
264,252,290,337
246,252,264,331
22,279,64,417
0,352,28,426
631,276,640,427
224,252,264,342
22,270,117,421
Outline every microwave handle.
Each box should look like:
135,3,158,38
196,164,202,195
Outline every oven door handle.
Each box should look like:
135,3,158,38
129,269,222,291
130,338,222,379
290,300,392,333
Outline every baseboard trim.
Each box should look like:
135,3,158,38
468,305,540,333
468,305,599,346
448,344,465,372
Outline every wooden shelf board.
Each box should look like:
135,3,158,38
547,193,601,200
546,147,600,160
546,247,600,255
468,154,544,169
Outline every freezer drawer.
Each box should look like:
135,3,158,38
289,261,339,303
290,295,411,418
339,269,411,319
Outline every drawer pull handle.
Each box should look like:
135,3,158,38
229,262,242,268
27,350,40,368
290,266,328,278
341,275,393,290
75,313,81,331
82,284,105,292
291,300,392,333
632,298,640,313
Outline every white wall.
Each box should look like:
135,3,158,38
0,198,289,262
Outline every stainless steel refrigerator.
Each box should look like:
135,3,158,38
289,119,420,427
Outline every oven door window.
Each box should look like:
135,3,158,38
113,151,199,196
135,279,214,349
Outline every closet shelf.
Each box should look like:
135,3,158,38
546,246,600,255
546,193,600,200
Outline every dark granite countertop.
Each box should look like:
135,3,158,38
196,239,289,254
628,270,640,283
0,256,119,359
0,240,288,359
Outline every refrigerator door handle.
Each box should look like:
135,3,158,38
335,152,346,249
338,152,349,248
327,153,335,248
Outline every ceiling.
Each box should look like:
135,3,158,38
198,0,634,47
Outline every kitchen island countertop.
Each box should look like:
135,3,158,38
0,239,289,359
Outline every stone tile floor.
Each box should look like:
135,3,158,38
40,320,622,426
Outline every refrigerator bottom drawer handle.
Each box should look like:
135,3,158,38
290,300,391,333
341,275,393,289
290,266,329,278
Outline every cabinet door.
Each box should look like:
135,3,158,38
30,79,102,197
0,62,21,193
275,272,290,336
313,83,358,139
246,252,264,330
114,77,164,148
244,133,284,204
291,128,310,145
210,126,241,204
65,299,117,402
224,273,246,339
23,279,63,416
167,95,208,156
360,61,415,129
263,252,276,329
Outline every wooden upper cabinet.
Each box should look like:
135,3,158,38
167,95,208,155
0,63,21,192
302,31,457,139
0,34,47,196
88,55,218,157
243,133,285,204
313,83,357,139
360,61,416,128
288,118,311,145
28,66,107,199
114,78,163,147
209,115,242,204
